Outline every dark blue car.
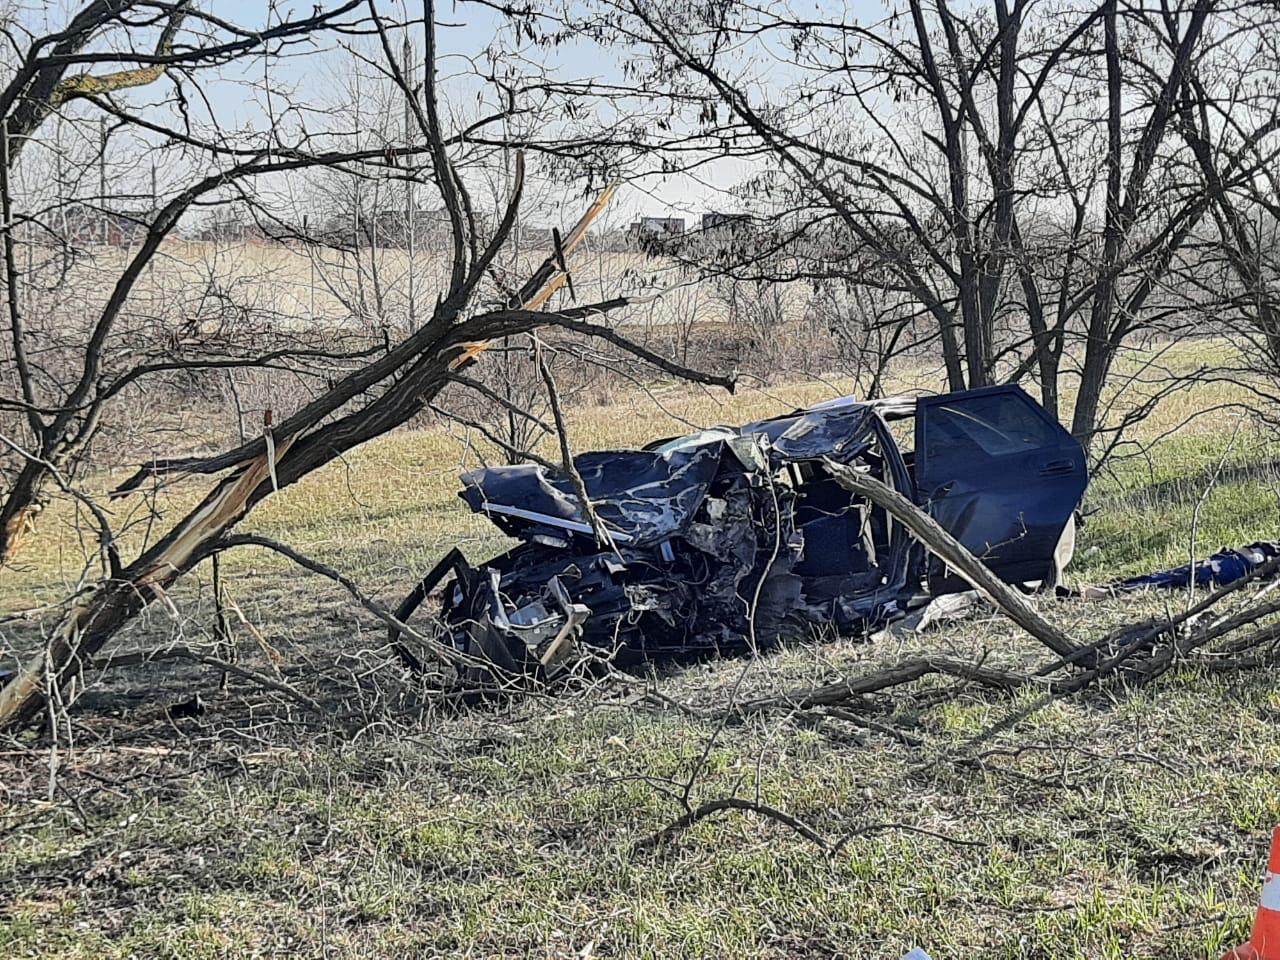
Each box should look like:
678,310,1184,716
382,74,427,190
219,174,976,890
395,386,1087,675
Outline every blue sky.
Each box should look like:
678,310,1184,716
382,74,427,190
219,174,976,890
22,0,887,221
188,1,738,219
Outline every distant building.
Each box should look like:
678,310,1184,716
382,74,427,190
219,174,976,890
513,224,555,249
629,216,686,243
191,215,273,244
63,204,151,247
701,211,749,232
370,206,458,246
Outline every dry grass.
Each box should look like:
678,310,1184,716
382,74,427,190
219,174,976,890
69,237,699,328
2,342,1280,959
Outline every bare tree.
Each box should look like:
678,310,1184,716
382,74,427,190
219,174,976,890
0,2,733,730
559,0,1280,451
0,1,384,564
1169,0,1280,396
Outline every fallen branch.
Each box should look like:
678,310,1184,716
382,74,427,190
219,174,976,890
1039,554,1280,675
823,461,1080,659
728,655,1029,720
818,706,925,747
93,645,323,715
635,796,985,856
215,533,492,676
635,796,831,852
828,821,987,856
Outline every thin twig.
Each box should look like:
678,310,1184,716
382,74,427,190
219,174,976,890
94,645,324,715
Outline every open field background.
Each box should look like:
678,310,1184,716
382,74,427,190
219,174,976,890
7,0,1280,952
3,342,1280,958
45,237,735,331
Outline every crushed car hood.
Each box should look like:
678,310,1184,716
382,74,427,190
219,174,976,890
741,395,878,463
459,398,881,545
460,439,741,546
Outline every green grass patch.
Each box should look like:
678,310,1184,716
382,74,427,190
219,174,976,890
3,359,1280,957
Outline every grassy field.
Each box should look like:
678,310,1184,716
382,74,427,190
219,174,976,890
3,358,1280,958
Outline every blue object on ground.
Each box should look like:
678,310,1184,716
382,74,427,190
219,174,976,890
1115,541,1280,591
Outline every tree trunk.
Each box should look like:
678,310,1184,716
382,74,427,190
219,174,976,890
0,343,457,728
0,460,48,568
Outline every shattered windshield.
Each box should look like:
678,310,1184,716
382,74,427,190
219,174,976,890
649,428,736,455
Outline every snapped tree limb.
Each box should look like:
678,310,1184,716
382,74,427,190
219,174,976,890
822,459,1081,659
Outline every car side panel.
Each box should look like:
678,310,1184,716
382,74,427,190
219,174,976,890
914,386,1087,589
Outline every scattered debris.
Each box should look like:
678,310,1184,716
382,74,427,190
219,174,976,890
873,590,987,640
1063,541,1280,600
395,386,1088,674
1112,541,1280,593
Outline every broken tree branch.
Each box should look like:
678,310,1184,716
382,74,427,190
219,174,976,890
534,337,619,553
822,460,1081,658
635,796,831,852
93,644,324,715
215,533,490,674
730,655,1029,719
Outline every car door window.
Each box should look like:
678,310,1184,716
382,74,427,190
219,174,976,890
924,391,1061,467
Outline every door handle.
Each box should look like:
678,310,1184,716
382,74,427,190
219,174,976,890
1038,459,1075,477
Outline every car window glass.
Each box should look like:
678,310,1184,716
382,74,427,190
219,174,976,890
926,392,1059,460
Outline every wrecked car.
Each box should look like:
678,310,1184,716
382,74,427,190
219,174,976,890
393,386,1088,675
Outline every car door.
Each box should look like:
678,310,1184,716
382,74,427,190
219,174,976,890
913,386,1087,590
